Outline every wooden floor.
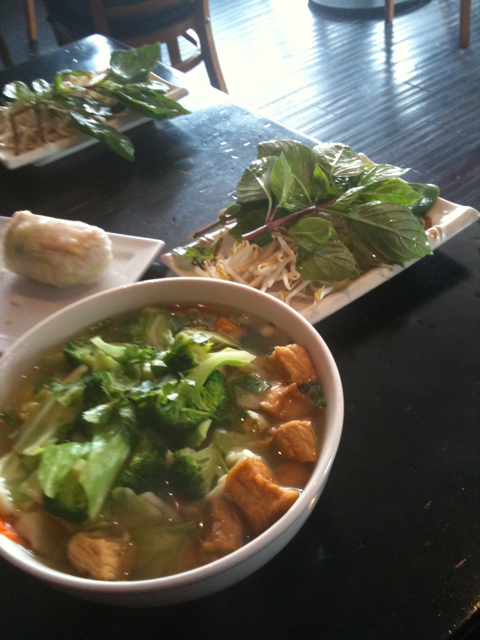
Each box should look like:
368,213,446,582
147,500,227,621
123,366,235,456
1,0,479,209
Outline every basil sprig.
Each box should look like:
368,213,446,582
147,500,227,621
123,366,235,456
223,141,437,282
2,44,190,161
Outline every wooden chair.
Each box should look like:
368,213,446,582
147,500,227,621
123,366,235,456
88,0,227,92
459,0,471,47
24,0,37,42
384,0,471,48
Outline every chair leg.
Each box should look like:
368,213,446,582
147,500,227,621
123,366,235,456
0,33,12,66
385,0,395,22
23,0,37,42
166,39,182,68
460,0,471,48
194,1,227,93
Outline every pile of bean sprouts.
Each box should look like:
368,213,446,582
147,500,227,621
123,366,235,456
190,232,350,310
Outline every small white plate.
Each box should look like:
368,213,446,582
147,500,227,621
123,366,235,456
0,75,188,170
0,216,164,352
162,155,480,326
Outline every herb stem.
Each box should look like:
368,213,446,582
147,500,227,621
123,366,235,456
242,198,338,242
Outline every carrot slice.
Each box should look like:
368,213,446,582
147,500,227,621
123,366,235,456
0,517,23,544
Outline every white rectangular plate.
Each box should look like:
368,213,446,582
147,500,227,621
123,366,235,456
0,216,164,352
162,157,479,326
0,75,188,170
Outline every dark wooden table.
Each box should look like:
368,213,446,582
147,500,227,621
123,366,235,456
0,35,479,640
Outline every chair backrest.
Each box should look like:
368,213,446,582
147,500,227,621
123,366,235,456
87,0,184,35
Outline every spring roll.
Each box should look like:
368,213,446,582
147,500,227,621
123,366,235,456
2,211,113,287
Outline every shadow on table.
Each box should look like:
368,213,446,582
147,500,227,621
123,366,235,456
316,248,472,348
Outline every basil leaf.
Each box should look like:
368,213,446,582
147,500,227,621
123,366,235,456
408,183,440,217
57,94,115,118
271,152,295,208
224,203,242,218
109,43,161,83
314,142,364,178
313,164,336,202
232,375,269,397
236,156,276,204
359,163,410,185
333,179,422,212
3,81,35,105
229,209,272,246
118,79,169,94
298,383,326,407
110,87,190,119
258,140,316,207
32,79,51,96
344,202,432,266
288,216,337,246
69,112,135,162
330,186,366,212
53,69,89,93
172,246,215,261
361,179,422,206
296,238,360,281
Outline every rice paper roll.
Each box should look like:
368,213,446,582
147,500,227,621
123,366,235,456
3,211,113,287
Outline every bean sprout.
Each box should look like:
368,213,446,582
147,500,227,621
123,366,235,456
186,233,352,310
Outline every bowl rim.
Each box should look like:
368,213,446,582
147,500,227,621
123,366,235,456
0,277,344,593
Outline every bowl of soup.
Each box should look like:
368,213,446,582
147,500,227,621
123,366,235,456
0,278,343,606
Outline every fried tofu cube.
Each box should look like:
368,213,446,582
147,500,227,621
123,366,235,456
260,383,312,421
225,457,299,531
269,344,316,385
274,420,317,462
202,497,245,553
67,530,136,581
215,317,246,341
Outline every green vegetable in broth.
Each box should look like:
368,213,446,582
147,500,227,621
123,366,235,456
0,305,326,581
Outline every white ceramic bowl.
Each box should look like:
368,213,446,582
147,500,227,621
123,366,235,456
0,278,343,606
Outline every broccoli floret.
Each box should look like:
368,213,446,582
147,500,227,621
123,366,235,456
169,443,226,500
64,341,93,368
90,337,160,380
187,348,256,387
160,330,215,375
163,346,198,374
82,372,112,409
197,370,229,412
119,448,167,494
133,354,247,447
155,404,211,439
64,340,121,372
42,472,88,523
